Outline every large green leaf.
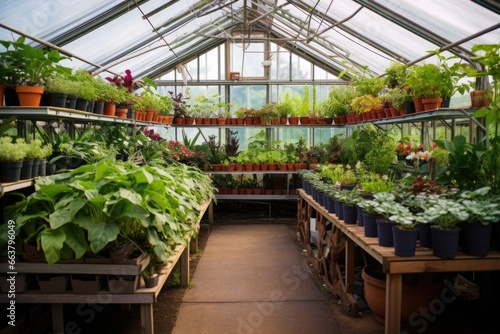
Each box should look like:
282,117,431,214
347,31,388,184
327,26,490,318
73,212,95,231
38,183,72,199
16,212,49,225
49,198,86,229
40,228,66,265
61,224,87,259
132,168,154,184
88,222,119,253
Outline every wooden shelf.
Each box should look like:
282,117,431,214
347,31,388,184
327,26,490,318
0,106,165,127
216,194,297,200
0,179,35,195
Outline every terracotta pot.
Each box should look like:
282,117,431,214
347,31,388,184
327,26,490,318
217,117,226,125
288,116,299,125
16,85,44,106
279,117,288,125
185,116,195,125
145,109,155,121
413,97,424,113
104,102,116,116
470,90,491,108
194,117,203,125
174,117,185,124
299,116,309,125
362,264,440,324
422,98,442,111
236,118,245,125
152,111,159,122
115,108,127,118
163,115,173,124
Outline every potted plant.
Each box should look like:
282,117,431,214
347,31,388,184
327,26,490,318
323,85,359,124
141,254,160,288
6,36,69,106
418,197,469,259
406,63,452,111
0,40,21,106
276,93,296,124
389,203,422,257
73,69,99,111
260,102,279,125
467,44,500,130
44,71,79,108
0,136,27,182
386,87,414,115
459,187,500,257
383,62,408,89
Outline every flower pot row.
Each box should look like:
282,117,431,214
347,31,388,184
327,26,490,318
168,116,336,126
211,162,309,172
305,182,496,259
0,158,55,183
217,187,294,195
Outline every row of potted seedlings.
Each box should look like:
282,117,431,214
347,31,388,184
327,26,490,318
302,170,500,259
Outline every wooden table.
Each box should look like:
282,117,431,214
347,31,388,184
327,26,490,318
0,200,212,334
297,189,500,333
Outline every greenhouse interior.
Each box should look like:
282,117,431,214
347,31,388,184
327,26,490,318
1,0,500,333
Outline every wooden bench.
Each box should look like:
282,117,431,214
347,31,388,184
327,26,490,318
297,189,500,333
0,200,211,334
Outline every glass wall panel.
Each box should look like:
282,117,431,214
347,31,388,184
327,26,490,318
231,42,265,77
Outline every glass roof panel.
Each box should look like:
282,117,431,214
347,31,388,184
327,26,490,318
374,0,500,49
0,0,122,43
1,0,498,80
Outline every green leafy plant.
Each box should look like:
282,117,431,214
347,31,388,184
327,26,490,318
3,159,215,265
1,36,70,87
0,136,27,161
418,197,469,229
323,85,359,117
384,62,409,89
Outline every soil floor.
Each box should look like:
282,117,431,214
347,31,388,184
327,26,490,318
32,201,500,334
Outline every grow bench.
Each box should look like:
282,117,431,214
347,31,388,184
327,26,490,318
297,189,500,334
0,199,212,334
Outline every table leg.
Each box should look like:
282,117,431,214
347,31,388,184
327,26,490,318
385,273,402,334
208,201,214,223
345,238,355,294
52,303,64,334
140,303,154,334
181,244,190,288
